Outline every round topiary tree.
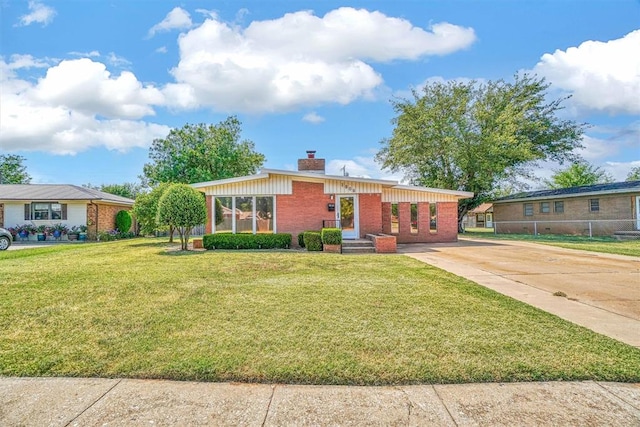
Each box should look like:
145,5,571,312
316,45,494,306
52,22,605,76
115,210,132,233
157,184,207,250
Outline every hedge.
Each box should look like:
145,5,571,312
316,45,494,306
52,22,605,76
203,233,292,250
321,228,342,245
298,230,319,248
303,231,322,251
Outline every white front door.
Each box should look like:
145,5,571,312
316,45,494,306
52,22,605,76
486,213,493,228
336,195,358,239
636,196,640,230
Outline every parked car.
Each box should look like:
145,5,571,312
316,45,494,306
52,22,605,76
0,227,12,250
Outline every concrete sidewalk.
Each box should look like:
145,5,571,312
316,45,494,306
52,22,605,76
1,378,639,426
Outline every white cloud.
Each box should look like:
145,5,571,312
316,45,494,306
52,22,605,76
155,46,168,54
167,7,476,113
0,57,169,155
534,29,640,115
302,112,325,124
106,52,132,68
69,50,100,58
327,156,404,182
5,54,50,70
17,1,56,27
603,160,640,182
148,7,193,37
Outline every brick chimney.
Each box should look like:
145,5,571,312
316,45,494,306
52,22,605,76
298,150,325,174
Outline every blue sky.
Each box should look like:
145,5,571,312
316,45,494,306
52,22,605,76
1,0,638,187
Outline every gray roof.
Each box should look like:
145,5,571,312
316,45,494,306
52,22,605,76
0,184,135,205
494,180,640,203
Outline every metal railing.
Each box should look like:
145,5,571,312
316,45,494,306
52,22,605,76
493,219,638,238
322,219,341,229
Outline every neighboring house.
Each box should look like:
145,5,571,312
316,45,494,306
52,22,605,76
465,203,493,228
192,151,473,245
0,184,135,240
492,181,640,236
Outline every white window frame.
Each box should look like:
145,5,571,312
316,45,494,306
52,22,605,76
213,195,276,234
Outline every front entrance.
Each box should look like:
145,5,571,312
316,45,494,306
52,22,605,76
486,213,493,228
336,195,358,239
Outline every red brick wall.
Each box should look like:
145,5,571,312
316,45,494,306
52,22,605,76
277,181,334,245
358,193,382,238
381,201,458,243
87,203,134,240
205,195,213,234
0,203,4,228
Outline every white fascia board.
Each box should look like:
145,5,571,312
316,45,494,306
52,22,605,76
191,173,270,190
392,184,474,199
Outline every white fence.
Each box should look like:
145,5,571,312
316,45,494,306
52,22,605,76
493,219,638,238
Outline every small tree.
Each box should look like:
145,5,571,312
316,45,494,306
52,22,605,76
115,210,132,233
544,161,613,189
0,154,31,184
157,184,207,250
626,166,640,182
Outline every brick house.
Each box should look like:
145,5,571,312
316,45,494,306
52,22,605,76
492,180,640,236
192,152,473,246
0,184,135,240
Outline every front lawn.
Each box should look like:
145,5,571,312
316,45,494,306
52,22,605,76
462,230,640,257
1,239,638,384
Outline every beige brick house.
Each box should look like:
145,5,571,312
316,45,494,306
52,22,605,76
492,181,640,236
0,184,134,240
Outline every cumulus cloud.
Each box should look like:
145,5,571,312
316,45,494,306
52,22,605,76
167,7,476,113
0,57,169,155
148,7,193,37
17,1,56,27
534,29,640,115
156,46,168,54
302,112,325,124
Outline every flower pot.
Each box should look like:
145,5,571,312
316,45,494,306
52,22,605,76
37,233,46,241
53,230,62,239
68,233,78,241
18,230,29,240
78,232,87,241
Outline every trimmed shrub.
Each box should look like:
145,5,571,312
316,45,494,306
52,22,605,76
115,210,132,233
157,184,207,250
321,228,342,245
303,231,322,251
203,233,292,250
297,230,319,248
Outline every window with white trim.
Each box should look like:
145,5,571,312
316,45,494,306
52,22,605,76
213,196,275,234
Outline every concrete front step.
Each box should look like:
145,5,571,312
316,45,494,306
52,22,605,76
342,239,375,254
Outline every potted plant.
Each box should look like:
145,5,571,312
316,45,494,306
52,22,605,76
68,225,80,241
78,225,88,241
50,223,69,240
14,224,34,241
36,224,49,241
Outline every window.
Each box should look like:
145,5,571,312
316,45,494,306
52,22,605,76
25,203,66,220
524,203,534,216
590,199,599,212
214,196,275,234
540,202,550,214
430,203,438,233
390,203,399,233
410,203,418,234
554,201,564,213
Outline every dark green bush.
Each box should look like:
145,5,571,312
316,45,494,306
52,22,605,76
303,231,322,251
203,233,292,250
321,228,342,245
298,230,319,248
115,210,132,233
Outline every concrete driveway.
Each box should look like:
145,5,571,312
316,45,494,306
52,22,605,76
399,238,640,347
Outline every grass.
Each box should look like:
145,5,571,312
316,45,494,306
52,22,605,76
1,239,639,385
462,229,640,257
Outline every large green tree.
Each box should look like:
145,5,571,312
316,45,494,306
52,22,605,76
0,154,31,184
376,75,586,230
143,116,265,185
157,184,207,250
544,161,613,189
84,182,144,199
133,183,173,237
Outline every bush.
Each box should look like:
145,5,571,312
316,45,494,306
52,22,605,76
157,184,207,250
203,233,292,250
321,228,342,245
115,210,132,233
98,230,136,242
297,230,319,248
303,231,322,251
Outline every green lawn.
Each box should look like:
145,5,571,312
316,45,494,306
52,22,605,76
462,230,640,257
1,239,639,385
